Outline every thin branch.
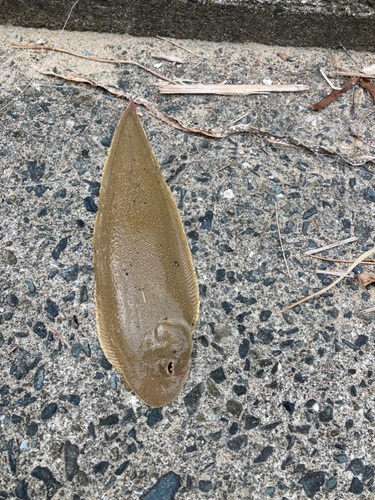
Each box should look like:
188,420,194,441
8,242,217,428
215,161,238,172
308,255,375,265
275,201,291,279
151,52,184,64
10,43,176,84
312,76,360,111
320,69,341,90
355,306,375,316
158,83,309,95
349,126,375,149
316,270,355,278
281,246,375,313
156,35,196,55
23,67,375,167
303,236,357,255
8,344,20,354
339,45,361,72
331,71,375,78
48,328,70,347
329,53,346,72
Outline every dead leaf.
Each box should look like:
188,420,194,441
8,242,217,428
312,76,360,111
357,273,375,287
359,78,375,101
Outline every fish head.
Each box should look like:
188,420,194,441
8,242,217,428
135,320,193,407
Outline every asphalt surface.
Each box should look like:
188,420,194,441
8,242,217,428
1,25,375,500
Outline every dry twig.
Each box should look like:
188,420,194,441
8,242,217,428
320,69,341,90
275,201,291,279
28,67,375,166
216,161,238,172
158,83,308,95
281,247,375,312
156,36,196,55
48,328,70,347
277,52,289,62
356,306,375,316
304,236,357,255
316,270,355,278
151,52,184,64
349,126,375,148
309,255,375,265
330,53,346,72
10,43,176,84
8,344,20,354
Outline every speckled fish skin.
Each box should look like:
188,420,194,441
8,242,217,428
93,102,199,408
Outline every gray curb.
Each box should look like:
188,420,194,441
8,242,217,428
0,0,375,50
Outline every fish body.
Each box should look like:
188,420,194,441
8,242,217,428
93,102,199,407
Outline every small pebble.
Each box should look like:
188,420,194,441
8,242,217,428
2,250,17,265
299,471,325,498
142,471,181,500
67,395,80,406
25,279,36,294
184,382,204,415
41,403,58,420
254,446,274,463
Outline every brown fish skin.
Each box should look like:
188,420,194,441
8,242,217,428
93,102,199,408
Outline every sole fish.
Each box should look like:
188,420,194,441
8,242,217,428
93,102,199,407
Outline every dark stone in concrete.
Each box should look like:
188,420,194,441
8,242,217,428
64,441,80,481
226,399,243,418
318,405,333,422
93,461,109,474
227,434,247,451
210,366,226,384
99,414,119,426
347,458,365,476
67,394,80,406
147,408,163,427
34,366,45,390
348,477,363,494
31,466,61,500
114,460,129,475
51,236,69,260
141,471,181,500
198,480,212,492
62,264,79,282
41,402,57,420
15,479,31,500
254,445,274,463
184,382,204,415
26,422,38,437
244,414,261,430
8,439,16,474
300,471,325,498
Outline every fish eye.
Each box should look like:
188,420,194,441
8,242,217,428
158,359,174,375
